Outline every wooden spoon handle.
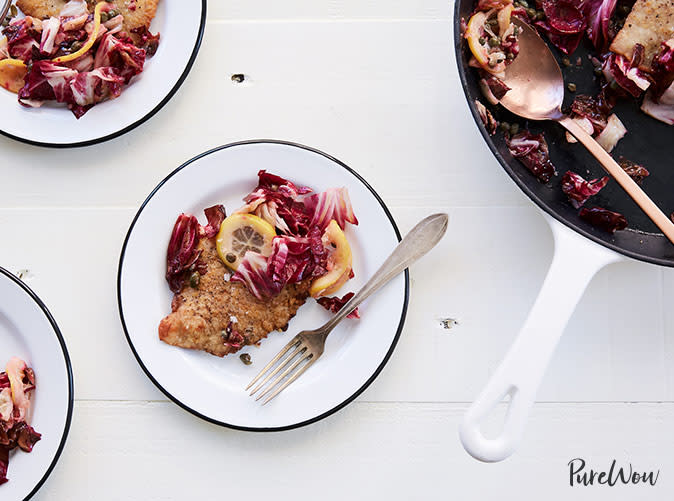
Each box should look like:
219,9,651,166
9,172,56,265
558,115,674,244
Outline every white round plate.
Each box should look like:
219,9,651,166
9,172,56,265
118,140,409,430
0,0,206,147
0,267,73,500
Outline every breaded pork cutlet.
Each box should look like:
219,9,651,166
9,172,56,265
16,0,159,37
610,0,674,70
159,238,312,358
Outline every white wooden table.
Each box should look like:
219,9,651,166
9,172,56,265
1,1,673,499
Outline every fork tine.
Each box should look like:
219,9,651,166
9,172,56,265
262,355,317,405
249,342,305,396
246,337,300,391
255,350,313,401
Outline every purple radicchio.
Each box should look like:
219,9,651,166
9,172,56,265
506,130,557,183
561,171,609,208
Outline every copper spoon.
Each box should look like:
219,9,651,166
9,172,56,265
499,18,674,243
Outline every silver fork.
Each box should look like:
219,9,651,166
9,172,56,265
1,0,11,24
246,213,449,404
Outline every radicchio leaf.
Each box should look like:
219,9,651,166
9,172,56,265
579,206,627,233
199,205,226,238
650,40,674,101
2,18,40,62
231,252,281,300
0,447,8,485
618,157,650,183
165,214,202,294
586,0,617,51
506,131,557,183
570,94,612,134
602,53,651,98
317,292,360,319
303,187,359,231
561,171,609,208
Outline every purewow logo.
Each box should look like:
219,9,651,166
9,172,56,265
568,458,660,487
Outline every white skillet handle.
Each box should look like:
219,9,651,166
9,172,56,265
459,215,623,462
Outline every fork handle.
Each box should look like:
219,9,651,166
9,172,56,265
321,213,449,333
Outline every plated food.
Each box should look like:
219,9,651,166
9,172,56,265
159,171,360,359
118,141,408,429
0,357,40,486
0,0,204,147
463,0,674,234
0,0,160,118
0,266,72,500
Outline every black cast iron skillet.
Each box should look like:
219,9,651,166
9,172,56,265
454,0,674,267
454,0,674,463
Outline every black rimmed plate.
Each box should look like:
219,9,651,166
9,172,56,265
0,0,206,148
0,267,73,500
118,140,409,430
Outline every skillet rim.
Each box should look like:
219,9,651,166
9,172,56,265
452,0,674,268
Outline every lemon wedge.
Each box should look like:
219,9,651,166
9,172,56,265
0,58,28,93
216,213,277,271
310,220,353,297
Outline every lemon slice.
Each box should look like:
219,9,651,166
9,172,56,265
0,58,28,93
216,213,276,270
310,220,353,297
52,2,105,64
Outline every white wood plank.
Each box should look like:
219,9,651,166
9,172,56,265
0,207,668,403
209,1,451,21
32,401,674,501
0,21,526,209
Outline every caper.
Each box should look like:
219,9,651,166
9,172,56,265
510,123,520,135
108,9,118,18
506,52,514,60
488,59,498,68
488,37,500,47
225,252,237,263
100,11,109,23
517,0,529,7
189,271,200,288
535,11,545,21
70,41,82,52
513,26,520,36
1,18,8,27
9,4,17,16
567,82,577,92
562,57,571,67
499,121,511,133
593,67,603,76
239,353,252,365
478,36,486,45
526,8,536,18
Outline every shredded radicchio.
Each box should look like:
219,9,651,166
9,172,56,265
0,2,160,118
230,171,357,300
317,292,360,319
579,206,628,233
0,357,41,485
165,205,225,293
506,131,557,183
561,171,609,208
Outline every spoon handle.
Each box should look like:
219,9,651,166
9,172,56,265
558,115,674,244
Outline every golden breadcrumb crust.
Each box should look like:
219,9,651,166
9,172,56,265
158,238,312,358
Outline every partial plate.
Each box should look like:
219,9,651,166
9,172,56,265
0,267,73,500
0,0,206,148
118,140,409,430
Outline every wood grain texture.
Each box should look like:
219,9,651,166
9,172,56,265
0,3,672,499
31,401,674,501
